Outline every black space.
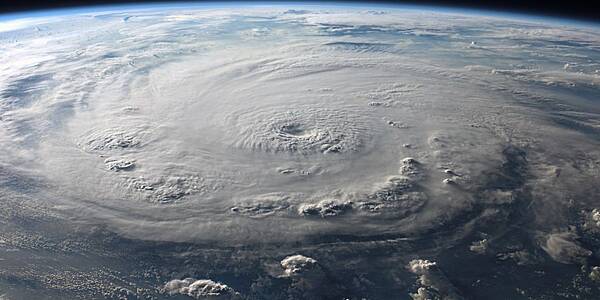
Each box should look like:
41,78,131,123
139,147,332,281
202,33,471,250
0,0,598,23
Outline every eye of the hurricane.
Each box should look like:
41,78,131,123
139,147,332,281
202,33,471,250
276,123,317,139
226,105,371,155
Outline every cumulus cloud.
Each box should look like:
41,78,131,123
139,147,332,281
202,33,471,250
163,278,240,300
541,231,592,264
590,267,600,282
592,209,600,227
280,255,320,277
278,254,330,296
298,198,353,217
407,259,464,300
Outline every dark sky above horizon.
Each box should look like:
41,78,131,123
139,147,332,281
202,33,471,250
0,0,597,23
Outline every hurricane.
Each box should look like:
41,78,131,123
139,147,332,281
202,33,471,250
1,5,599,299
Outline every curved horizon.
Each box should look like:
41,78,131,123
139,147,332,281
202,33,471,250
0,0,598,26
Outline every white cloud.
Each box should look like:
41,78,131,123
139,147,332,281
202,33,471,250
163,278,239,299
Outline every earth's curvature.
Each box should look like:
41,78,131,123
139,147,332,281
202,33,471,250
1,4,600,299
